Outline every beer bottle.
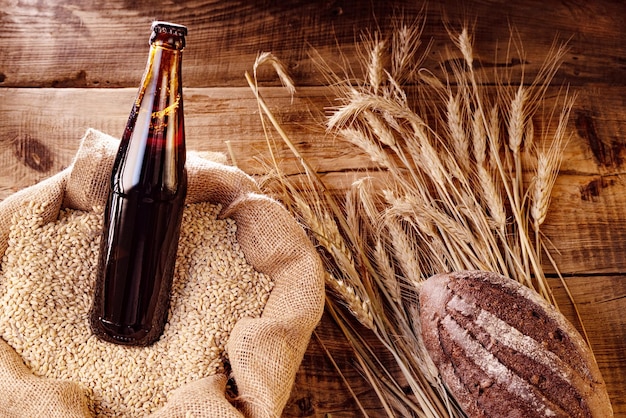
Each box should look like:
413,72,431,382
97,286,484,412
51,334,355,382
90,21,188,346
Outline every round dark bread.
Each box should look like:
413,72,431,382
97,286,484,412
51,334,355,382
418,270,613,417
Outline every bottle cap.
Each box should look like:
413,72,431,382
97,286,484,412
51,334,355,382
150,21,188,49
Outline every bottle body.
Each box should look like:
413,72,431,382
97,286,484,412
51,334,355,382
90,22,188,346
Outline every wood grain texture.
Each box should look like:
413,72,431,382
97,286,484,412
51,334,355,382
2,86,626,276
1,0,625,416
0,0,624,88
545,276,626,415
284,313,395,417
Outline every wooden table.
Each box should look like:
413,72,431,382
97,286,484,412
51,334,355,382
1,1,624,416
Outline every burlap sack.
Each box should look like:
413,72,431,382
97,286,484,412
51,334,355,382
0,128,325,418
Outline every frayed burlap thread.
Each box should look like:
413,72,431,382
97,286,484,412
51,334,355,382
0,129,325,418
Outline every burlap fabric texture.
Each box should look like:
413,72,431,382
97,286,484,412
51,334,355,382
0,128,325,418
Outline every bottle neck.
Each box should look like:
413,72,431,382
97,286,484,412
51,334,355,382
115,42,185,198
150,38,185,51
141,44,183,113
149,44,182,74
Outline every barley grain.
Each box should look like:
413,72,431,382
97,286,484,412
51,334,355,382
0,201,274,417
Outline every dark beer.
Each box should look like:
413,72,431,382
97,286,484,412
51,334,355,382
90,22,188,346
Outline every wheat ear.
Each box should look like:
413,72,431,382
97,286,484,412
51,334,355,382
253,51,296,96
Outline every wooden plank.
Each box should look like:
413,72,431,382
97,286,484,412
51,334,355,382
2,85,626,274
285,312,392,417
1,1,624,416
2,86,625,416
0,0,623,88
1,85,625,182
549,275,626,414
543,174,626,274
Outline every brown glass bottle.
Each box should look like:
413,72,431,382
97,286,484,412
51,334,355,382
90,22,188,346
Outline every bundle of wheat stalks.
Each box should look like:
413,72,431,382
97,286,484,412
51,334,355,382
245,15,578,418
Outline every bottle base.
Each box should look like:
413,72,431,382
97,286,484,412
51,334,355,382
90,316,161,347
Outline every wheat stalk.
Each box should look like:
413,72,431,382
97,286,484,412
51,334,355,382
390,11,430,83
472,108,487,165
446,92,471,173
531,90,576,232
364,110,397,148
368,37,386,94
327,273,376,331
385,216,424,288
340,127,396,169
246,17,577,417
253,51,296,96
458,27,474,68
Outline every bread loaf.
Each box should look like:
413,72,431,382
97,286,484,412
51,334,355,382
418,270,613,417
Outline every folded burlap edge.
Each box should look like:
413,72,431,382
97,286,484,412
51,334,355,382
0,128,325,418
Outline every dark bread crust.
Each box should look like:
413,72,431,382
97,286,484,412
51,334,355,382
419,270,613,417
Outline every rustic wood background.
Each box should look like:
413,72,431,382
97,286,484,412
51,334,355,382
1,0,625,416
